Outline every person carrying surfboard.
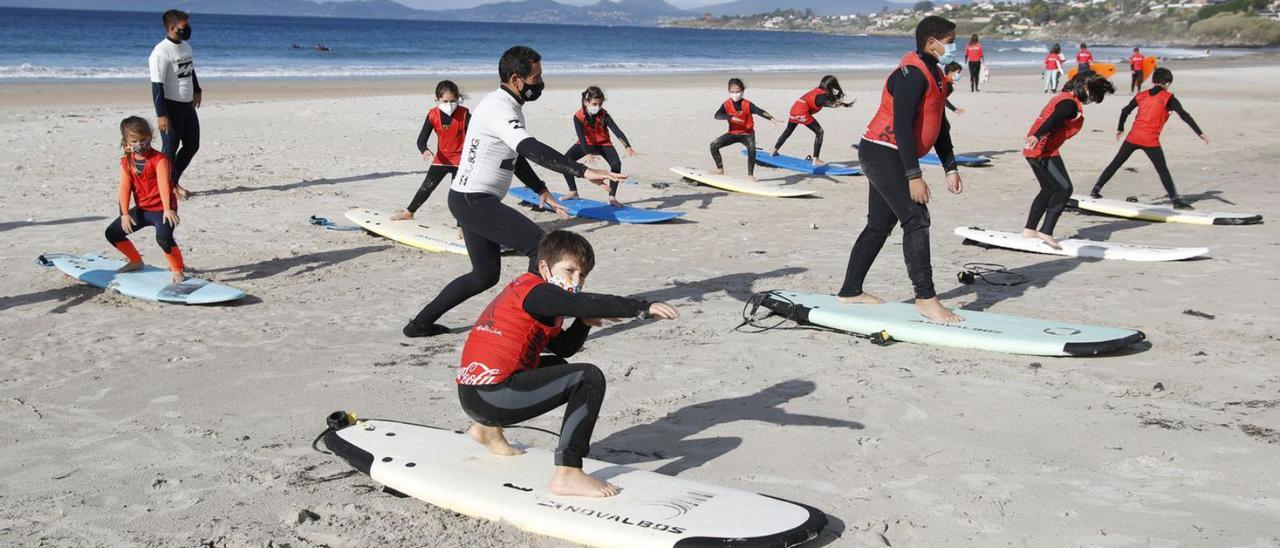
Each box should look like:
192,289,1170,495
710,78,778,182
105,116,185,284
838,16,965,323
404,46,623,338
1129,47,1146,94
770,75,854,166
1076,43,1093,73
1044,44,1066,93
1021,72,1116,250
393,80,469,221
1089,68,1208,210
964,34,984,93
456,230,678,497
559,86,635,208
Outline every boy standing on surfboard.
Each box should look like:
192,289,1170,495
456,230,678,497
838,15,965,323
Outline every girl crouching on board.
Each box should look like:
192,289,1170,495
105,116,184,284
710,78,777,182
560,86,635,207
771,74,854,166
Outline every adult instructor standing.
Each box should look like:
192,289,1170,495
149,9,201,199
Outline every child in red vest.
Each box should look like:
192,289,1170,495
1090,68,1208,209
1129,47,1146,94
770,75,854,166
1022,72,1116,249
560,86,635,207
104,116,184,284
1044,43,1066,93
393,80,470,221
456,230,678,497
943,62,965,115
710,78,777,181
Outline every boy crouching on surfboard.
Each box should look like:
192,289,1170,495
454,230,678,497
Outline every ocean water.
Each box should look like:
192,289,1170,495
0,7,1246,81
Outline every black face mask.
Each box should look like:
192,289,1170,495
177,26,192,41
521,80,544,102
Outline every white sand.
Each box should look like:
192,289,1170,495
1,62,1278,547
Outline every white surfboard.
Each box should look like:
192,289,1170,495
38,253,246,304
1069,195,1262,226
954,226,1208,262
321,415,827,548
758,291,1144,356
669,167,817,198
345,208,467,255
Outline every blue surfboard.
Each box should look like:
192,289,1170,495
744,149,861,176
38,253,246,304
920,152,991,167
507,187,685,224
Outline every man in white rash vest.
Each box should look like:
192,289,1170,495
148,9,202,199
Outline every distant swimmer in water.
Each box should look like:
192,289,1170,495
315,44,331,52
771,75,855,166
710,77,778,181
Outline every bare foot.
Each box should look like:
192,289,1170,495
608,198,623,208
838,292,884,305
175,185,190,200
116,260,144,273
769,148,779,156
548,466,619,498
390,210,414,221
811,157,826,166
1036,232,1062,250
468,424,524,456
748,175,759,182
171,271,185,284
1020,228,1038,239
562,191,580,201
710,168,724,175
916,297,964,323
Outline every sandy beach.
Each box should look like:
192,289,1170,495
1,57,1278,547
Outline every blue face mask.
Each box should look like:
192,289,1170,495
937,41,957,64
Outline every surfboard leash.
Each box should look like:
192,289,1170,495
736,291,893,346
957,263,1029,287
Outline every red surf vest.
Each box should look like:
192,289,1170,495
121,148,174,211
457,273,563,386
863,52,947,157
1129,53,1145,71
1024,92,1084,158
966,43,984,62
788,87,825,124
428,105,469,166
724,98,755,135
1077,50,1093,65
1044,53,1061,71
1126,89,1174,147
575,108,612,146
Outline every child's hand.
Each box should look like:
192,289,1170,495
584,167,626,185
1115,131,1123,141
1199,134,1210,145
909,177,931,204
163,209,180,227
422,148,433,161
625,147,637,157
1023,135,1039,150
120,214,135,234
730,116,744,124
956,107,966,115
647,302,678,320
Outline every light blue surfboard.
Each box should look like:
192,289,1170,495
920,152,991,167
38,253,246,304
759,290,1143,356
507,187,684,224
744,149,862,176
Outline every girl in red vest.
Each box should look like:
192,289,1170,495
1022,72,1116,249
964,34,984,92
839,16,965,324
456,230,678,498
1129,47,1146,93
560,86,635,207
1044,43,1066,93
770,75,853,165
394,80,471,221
104,116,184,284
1091,68,1208,209
1076,43,1093,73
710,78,777,181
943,62,965,115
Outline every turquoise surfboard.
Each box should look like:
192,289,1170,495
38,253,246,304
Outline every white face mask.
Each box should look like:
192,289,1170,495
548,274,582,294
586,105,601,115
729,92,743,102
438,101,457,115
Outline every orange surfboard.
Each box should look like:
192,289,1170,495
1142,56,1158,81
1067,62,1116,80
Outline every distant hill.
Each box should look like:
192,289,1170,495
699,0,951,17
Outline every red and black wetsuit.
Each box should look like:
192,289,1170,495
711,98,774,176
104,148,185,272
773,87,837,158
1092,87,1204,202
1129,53,1146,93
561,107,631,197
407,104,470,213
1023,92,1084,235
965,42,984,92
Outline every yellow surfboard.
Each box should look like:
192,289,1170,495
345,208,468,255
669,167,818,198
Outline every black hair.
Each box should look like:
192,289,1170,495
818,75,843,99
1063,71,1116,104
1051,43,1061,54
1079,43,1088,49
435,80,459,99
727,78,745,91
915,16,956,51
498,46,541,83
162,9,189,29
944,61,963,74
581,85,605,104
1152,67,1173,85
970,34,980,43
1133,47,1140,52
539,230,595,274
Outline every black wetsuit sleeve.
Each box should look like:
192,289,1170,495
513,156,549,195
945,99,957,112
524,284,650,327
1117,98,1139,132
192,71,201,94
815,94,834,108
933,117,958,172
604,115,631,148
749,103,774,120
888,66,928,179
545,320,591,357
714,104,728,120
516,137,588,178
1167,96,1204,135
151,83,167,117
416,118,434,154
1033,100,1080,138
573,116,588,146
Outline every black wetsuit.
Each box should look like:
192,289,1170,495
562,112,630,196
1025,99,1079,235
840,51,957,301
152,71,201,187
711,100,773,176
457,287,650,468
406,111,468,213
773,94,834,158
1092,89,1204,201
